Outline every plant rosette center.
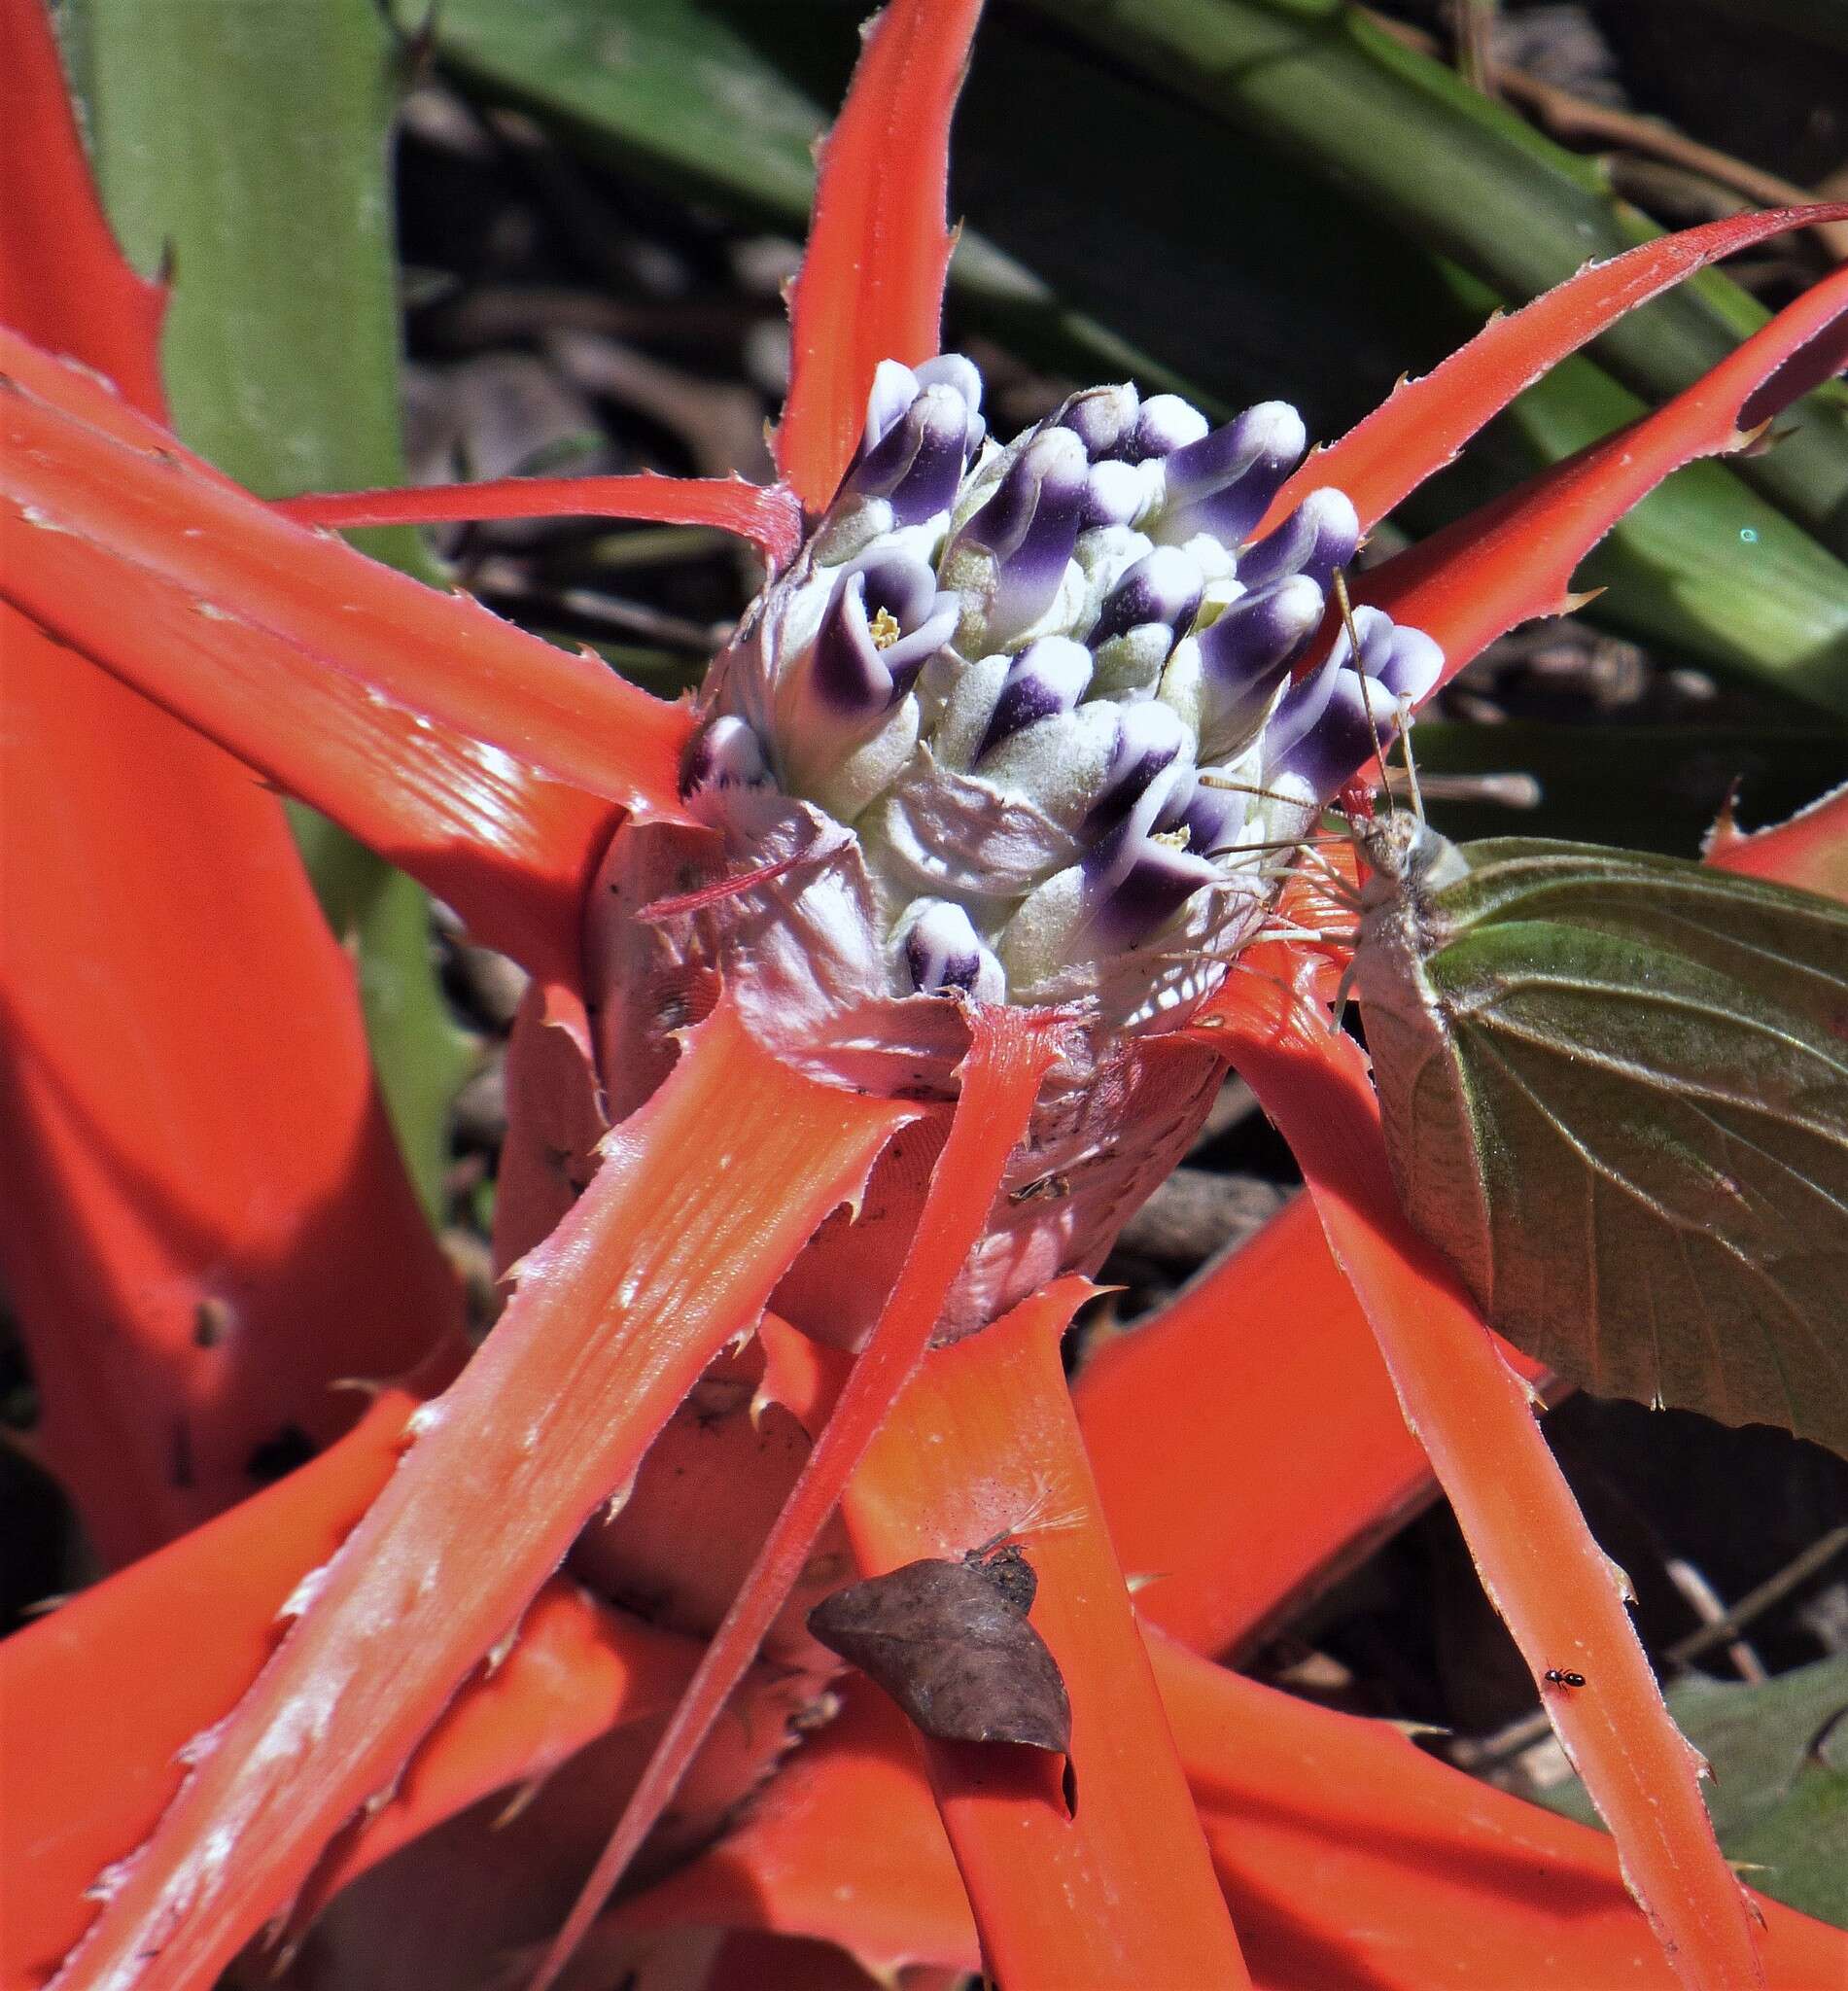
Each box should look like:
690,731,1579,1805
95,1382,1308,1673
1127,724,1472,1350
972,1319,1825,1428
587,360,1442,1345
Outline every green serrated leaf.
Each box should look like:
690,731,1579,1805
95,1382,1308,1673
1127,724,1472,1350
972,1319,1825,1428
1534,1655,1848,1926
1354,830,1848,1454
60,0,475,1218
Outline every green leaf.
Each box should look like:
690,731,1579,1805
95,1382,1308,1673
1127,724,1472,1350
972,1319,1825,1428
1353,830,1848,1454
60,0,475,1217
1534,1656,1848,1926
1030,0,1848,555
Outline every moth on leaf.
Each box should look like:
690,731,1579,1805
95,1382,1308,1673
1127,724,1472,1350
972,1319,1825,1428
807,1543,1072,1756
1349,818,1848,1457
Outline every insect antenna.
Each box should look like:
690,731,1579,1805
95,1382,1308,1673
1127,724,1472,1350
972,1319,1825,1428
1395,694,1428,829
1379,768,1541,811
1291,842,1365,908
1195,772,1323,812
1332,568,1395,824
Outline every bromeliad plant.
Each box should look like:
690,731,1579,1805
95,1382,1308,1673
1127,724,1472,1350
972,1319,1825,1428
3,1,1847,1987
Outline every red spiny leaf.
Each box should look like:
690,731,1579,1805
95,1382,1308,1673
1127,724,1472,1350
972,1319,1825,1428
1350,258,1848,698
0,0,165,417
1196,950,1765,1991
0,588,464,1564
281,1582,701,1942
0,330,693,984
49,998,906,1991
1079,1197,1455,1654
1706,782,1848,900
842,1283,1251,1990
526,1003,1059,1991
276,474,805,573
615,1683,977,1977
1269,204,1848,535
0,1378,447,1986
623,1629,1843,1990
1082,803,1845,1657
773,0,983,511
1150,1632,1848,1991
0,3,458,1559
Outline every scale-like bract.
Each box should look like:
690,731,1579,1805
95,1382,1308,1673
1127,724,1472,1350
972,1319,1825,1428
1352,823,1848,1455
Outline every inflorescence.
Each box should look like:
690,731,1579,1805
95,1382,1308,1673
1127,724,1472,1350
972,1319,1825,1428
682,359,1441,1021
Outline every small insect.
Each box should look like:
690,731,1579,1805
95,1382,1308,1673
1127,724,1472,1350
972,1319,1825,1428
1543,1667,1587,1690
1342,794,1848,1460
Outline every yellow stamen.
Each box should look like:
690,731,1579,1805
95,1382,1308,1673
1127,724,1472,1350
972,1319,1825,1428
868,606,903,650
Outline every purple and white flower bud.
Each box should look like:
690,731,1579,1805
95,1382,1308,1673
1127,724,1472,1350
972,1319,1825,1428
1264,606,1445,802
901,898,1005,1003
842,383,982,526
1169,772,1248,856
1271,670,1399,803
1080,458,1149,530
1235,487,1360,594
914,354,987,446
778,549,958,817
808,550,958,717
1124,393,1210,462
1154,402,1307,547
687,350,1434,1030
1085,544,1205,697
1080,815,1221,955
1090,545,1204,649
941,428,1090,648
1084,699,1190,834
977,636,1094,761
853,359,924,464
1374,622,1445,705
1189,573,1325,753
682,714,771,799
1056,383,1141,460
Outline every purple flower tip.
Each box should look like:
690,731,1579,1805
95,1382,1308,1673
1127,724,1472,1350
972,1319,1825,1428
1125,394,1210,462
1236,487,1360,594
904,900,1003,1000
1083,821,1219,953
1195,574,1326,743
1091,545,1204,649
1265,606,1446,800
952,428,1089,646
1086,699,1189,833
1081,459,1146,530
841,357,985,520
977,636,1094,762
1056,383,1140,460
1377,623,1445,704
813,551,958,716
1160,401,1307,546
1170,773,1248,856
681,715,770,799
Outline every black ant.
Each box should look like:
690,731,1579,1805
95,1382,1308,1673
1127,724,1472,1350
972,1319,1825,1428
1543,1667,1586,1689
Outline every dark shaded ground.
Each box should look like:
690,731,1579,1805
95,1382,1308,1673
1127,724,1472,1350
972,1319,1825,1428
4,0,1843,1848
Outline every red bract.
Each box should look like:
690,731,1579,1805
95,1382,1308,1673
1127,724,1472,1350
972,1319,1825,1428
3,2,1846,1987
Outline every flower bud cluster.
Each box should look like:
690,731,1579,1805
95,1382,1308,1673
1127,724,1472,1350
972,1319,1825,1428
683,358,1441,1028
